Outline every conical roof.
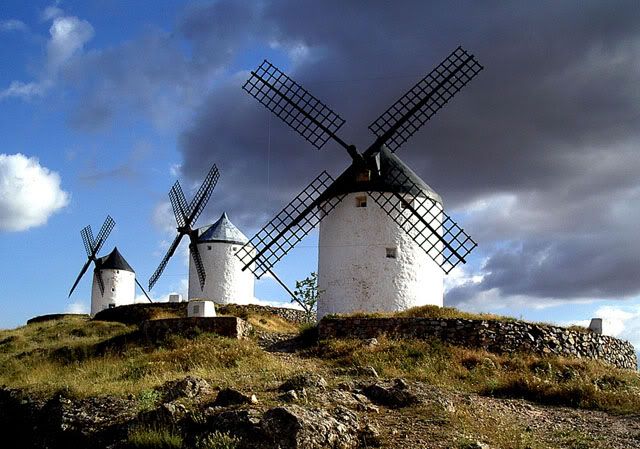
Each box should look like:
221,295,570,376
318,145,442,203
96,247,134,272
196,212,248,245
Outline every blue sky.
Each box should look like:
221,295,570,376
1,1,640,350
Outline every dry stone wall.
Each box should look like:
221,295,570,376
319,317,637,370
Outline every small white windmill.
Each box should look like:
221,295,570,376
149,166,255,306
68,215,151,316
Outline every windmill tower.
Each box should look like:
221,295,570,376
149,165,256,304
189,212,254,303
236,47,483,319
69,216,151,316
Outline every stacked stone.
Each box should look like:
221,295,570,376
318,317,637,370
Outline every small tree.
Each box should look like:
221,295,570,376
292,272,321,322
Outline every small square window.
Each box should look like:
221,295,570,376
356,196,367,208
108,303,116,309
386,247,397,259
193,305,200,314
111,287,115,292
207,245,212,250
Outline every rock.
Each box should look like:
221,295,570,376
158,376,212,402
365,338,379,347
261,405,360,449
394,378,409,390
362,383,420,408
362,366,379,378
280,390,299,402
360,421,382,447
212,388,254,407
279,373,328,392
466,442,491,449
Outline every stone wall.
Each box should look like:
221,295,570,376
318,317,637,370
139,317,251,340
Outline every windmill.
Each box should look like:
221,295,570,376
236,46,483,318
68,215,151,316
148,164,220,294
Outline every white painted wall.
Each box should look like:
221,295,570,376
188,241,255,304
317,191,443,319
90,268,136,316
188,300,216,317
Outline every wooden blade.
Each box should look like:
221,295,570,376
148,232,185,290
68,258,93,297
235,170,343,279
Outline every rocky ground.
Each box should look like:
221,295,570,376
2,331,638,449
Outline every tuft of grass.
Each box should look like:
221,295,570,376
195,432,240,449
127,425,183,449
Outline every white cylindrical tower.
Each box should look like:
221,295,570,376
317,147,444,319
90,247,136,316
188,212,255,304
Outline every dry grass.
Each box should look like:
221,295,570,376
312,336,640,415
335,305,516,321
0,315,312,398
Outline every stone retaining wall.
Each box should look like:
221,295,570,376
139,317,251,340
318,317,637,370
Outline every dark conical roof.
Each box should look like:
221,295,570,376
96,247,134,272
318,145,442,203
196,212,248,245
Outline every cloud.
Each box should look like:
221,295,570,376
1,8,94,101
0,153,70,232
172,0,640,308
65,301,89,314
0,19,28,32
46,15,94,73
566,303,640,348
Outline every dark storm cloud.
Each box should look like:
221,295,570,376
70,1,640,304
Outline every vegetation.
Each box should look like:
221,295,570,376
312,336,640,415
332,304,517,321
0,315,310,397
127,425,183,449
0,306,637,421
291,272,321,321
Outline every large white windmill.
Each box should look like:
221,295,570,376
237,47,483,319
68,215,151,316
149,166,256,304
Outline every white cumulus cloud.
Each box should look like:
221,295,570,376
0,153,70,231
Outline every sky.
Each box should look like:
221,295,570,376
1,1,639,348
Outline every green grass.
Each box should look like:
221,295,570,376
127,425,183,448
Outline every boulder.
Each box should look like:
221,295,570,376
212,388,255,407
261,405,360,449
157,376,212,402
362,382,420,408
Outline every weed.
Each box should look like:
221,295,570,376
195,432,240,449
127,425,183,448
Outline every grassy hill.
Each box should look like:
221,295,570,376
1,305,639,448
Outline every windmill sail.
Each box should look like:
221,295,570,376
368,46,483,153
148,164,219,291
236,171,343,278
68,215,115,297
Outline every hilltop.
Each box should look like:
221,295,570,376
1,304,639,448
